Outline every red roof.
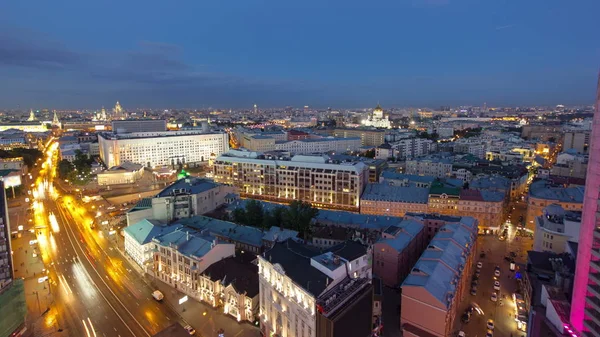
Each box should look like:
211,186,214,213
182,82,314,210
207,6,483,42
459,189,484,201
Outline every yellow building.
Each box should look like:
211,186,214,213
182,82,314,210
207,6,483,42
458,189,506,234
427,185,460,216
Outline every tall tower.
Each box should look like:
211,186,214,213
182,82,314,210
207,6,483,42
52,110,61,128
254,104,258,115
27,109,36,121
113,101,123,119
570,73,600,334
101,106,107,121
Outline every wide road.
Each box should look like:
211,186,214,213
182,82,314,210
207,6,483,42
31,141,180,337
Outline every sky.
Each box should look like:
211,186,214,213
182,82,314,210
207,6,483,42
0,0,599,109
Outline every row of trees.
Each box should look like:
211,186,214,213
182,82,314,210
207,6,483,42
230,200,319,240
0,148,43,168
57,150,95,185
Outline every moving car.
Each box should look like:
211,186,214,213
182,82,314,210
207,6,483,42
152,290,164,301
490,292,498,302
487,319,495,330
494,280,500,291
184,325,196,335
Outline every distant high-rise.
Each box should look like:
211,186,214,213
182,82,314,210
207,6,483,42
253,104,258,115
113,101,124,120
570,73,600,334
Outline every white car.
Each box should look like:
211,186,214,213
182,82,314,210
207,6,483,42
184,325,196,335
494,280,500,291
477,262,483,269
494,269,501,278
458,331,466,337
490,292,498,302
487,319,495,330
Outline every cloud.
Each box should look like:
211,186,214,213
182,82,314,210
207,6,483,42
495,24,516,30
0,29,81,70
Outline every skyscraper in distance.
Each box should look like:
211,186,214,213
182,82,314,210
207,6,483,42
570,72,600,334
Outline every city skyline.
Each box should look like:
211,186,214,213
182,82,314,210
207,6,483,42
1,0,599,109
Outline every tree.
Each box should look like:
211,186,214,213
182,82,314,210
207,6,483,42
283,201,319,240
58,159,74,179
262,206,286,231
231,208,247,224
244,199,264,228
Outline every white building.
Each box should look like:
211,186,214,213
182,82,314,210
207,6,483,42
377,138,436,160
125,177,233,226
258,239,373,337
111,119,167,134
533,204,581,254
151,177,234,223
405,156,453,178
97,161,144,186
362,104,392,129
123,220,175,270
152,227,236,297
274,137,361,154
98,130,229,168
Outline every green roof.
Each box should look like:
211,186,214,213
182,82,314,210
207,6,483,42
0,279,27,337
429,184,460,196
0,169,18,177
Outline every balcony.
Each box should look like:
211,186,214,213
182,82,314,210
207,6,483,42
592,261,600,273
591,273,600,286
587,307,600,328
584,316,600,337
587,296,600,313
594,228,600,240
589,284,600,298
593,248,600,260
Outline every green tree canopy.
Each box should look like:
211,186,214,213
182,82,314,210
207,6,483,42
283,200,319,240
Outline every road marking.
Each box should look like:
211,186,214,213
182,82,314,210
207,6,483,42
59,203,150,337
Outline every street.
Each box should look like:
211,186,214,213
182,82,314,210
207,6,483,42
14,141,260,337
454,223,533,337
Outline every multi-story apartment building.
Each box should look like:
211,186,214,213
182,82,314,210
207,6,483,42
404,213,478,242
401,221,477,337
274,137,361,155
405,156,452,178
213,151,369,211
98,130,229,168
258,239,373,337
151,227,236,297
563,130,590,154
111,119,167,134
198,253,259,323
126,177,233,226
379,171,435,188
453,138,486,159
333,128,385,147
570,76,600,335
427,184,460,216
375,138,436,160
373,220,427,288
457,189,506,233
124,221,180,270
360,183,429,218
526,180,584,231
532,204,581,254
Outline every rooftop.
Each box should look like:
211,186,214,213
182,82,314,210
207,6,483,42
361,183,429,204
201,252,259,297
156,177,220,198
123,219,174,245
263,239,331,297
128,198,153,213
326,240,369,261
176,216,264,248
529,180,585,203
152,227,217,259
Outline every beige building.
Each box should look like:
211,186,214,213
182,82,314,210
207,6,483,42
242,135,276,152
360,184,429,218
532,204,581,254
525,180,584,231
458,189,506,233
213,151,368,211
198,254,258,323
333,128,385,147
97,161,144,186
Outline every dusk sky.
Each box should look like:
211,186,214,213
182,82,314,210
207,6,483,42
1,0,599,109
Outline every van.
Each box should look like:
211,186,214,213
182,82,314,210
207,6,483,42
152,290,164,301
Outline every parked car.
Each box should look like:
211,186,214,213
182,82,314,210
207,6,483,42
461,312,471,323
184,325,196,335
490,292,498,302
494,280,500,291
477,262,483,269
486,330,493,337
487,319,495,330
471,288,477,296
494,269,501,278
458,331,466,337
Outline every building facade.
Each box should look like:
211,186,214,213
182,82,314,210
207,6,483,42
526,180,584,231
213,151,369,211
360,184,429,218
457,189,506,233
274,138,361,155
111,119,167,134
97,161,144,186
98,130,229,168
532,204,581,254
570,75,600,334
405,157,453,178
333,128,385,147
